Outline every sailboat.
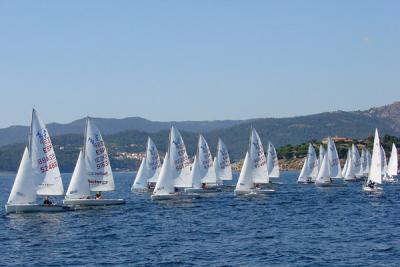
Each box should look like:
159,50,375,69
152,126,194,200
214,138,232,184
380,145,389,181
185,135,219,193
344,144,361,181
64,117,125,206
385,143,398,182
6,109,67,213
267,142,280,179
297,143,319,183
131,137,162,192
234,128,274,196
363,129,383,192
315,154,333,186
315,137,343,186
327,137,342,178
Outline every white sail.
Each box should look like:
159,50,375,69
352,144,361,176
198,135,217,184
387,144,398,176
145,137,162,183
366,149,372,174
267,142,280,178
298,157,310,183
235,152,254,191
215,138,232,181
380,145,388,176
84,117,115,192
189,155,202,189
65,151,91,199
327,137,342,178
131,137,162,190
307,144,319,180
367,129,382,184
131,157,147,191
169,126,191,188
153,151,175,195
344,149,357,180
360,147,369,176
249,128,269,184
342,149,351,177
316,154,331,184
31,109,64,196
319,145,326,171
7,147,41,205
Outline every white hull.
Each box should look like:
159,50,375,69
315,182,344,187
184,187,221,193
344,177,358,182
234,188,275,196
151,193,200,201
63,198,126,206
298,181,315,184
383,176,397,183
362,185,383,192
5,204,70,214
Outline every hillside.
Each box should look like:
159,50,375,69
0,102,400,148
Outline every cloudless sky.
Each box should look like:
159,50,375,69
0,0,399,127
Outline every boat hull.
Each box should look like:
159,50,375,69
5,204,70,214
315,182,344,187
298,181,315,184
234,188,275,196
151,193,200,201
184,187,221,193
63,199,126,206
362,185,383,192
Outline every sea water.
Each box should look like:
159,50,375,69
0,172,399,266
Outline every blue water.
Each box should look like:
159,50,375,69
1,172,400,266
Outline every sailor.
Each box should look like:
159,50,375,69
201,183,206,189
368,181,375,189
43,196,52,205
95,191,102,199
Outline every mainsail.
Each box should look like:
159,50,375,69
249,128,269,184
367,129,382,184
267,142,280,178
215,138,232,181
31,109,64,196
170,126,192,188
387,144,398,177
85,117,115,192
327,137,342,178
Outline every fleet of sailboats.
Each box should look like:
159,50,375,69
4,110,399,212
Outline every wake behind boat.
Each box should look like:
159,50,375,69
63,117,125,207
5,109,69,214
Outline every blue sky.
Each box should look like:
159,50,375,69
0,1,399,127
